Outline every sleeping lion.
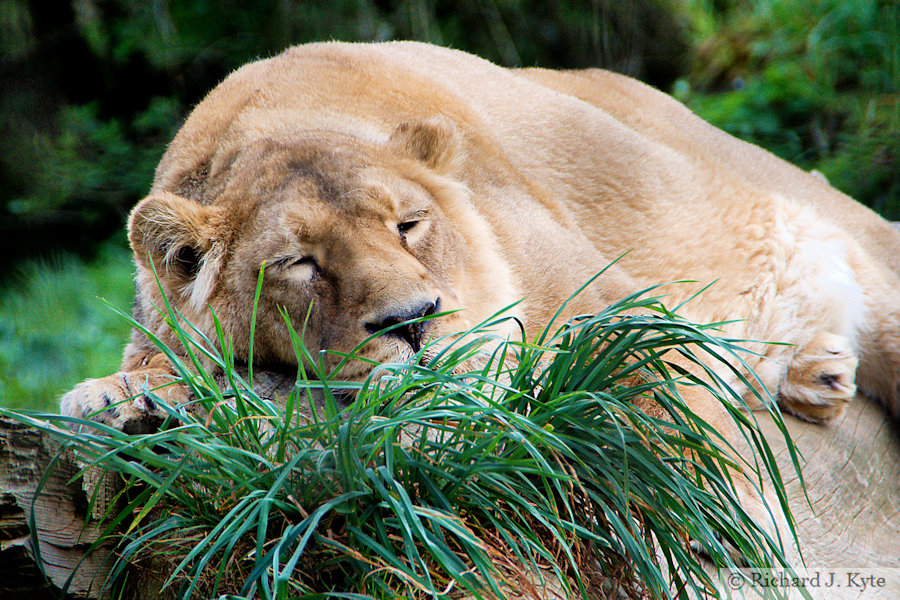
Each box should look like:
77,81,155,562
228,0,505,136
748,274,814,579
61,41,900,543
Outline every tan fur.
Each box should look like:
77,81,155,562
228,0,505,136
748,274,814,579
60,42,900,557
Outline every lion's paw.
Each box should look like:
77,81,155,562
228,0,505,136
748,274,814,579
779,332,858,423
60,370,188,434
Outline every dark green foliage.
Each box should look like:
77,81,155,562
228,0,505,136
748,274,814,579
0,238,134,411
673,0,899,218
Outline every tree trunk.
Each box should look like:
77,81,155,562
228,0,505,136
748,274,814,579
2,395,898,599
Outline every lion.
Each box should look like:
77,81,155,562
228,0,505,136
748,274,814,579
60,41,900,554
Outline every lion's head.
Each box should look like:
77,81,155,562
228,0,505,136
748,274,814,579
126,116,512,380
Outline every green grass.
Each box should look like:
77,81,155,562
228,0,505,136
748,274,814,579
0,239,134,411
6,279,801,599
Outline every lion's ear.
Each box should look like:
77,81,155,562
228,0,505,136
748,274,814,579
128,192,222,307
387,116,460,173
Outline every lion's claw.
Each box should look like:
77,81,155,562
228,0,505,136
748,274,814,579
60,370,188,433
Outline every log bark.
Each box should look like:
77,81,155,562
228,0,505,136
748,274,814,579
747,398,900,599
0,416,114,600
1,394,898,599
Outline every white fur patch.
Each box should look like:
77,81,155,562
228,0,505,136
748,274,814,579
189,247,224,312
789,211,866,348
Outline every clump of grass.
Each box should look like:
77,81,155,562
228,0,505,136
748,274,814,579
7,280,800,599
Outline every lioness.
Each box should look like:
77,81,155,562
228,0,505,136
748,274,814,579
61,41,899,534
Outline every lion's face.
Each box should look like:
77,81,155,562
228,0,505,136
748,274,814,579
127,119,479,380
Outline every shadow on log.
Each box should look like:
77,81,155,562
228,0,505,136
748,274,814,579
1,393,898,599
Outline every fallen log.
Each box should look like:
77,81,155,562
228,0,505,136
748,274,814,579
0,416,112,600
758,398,900,570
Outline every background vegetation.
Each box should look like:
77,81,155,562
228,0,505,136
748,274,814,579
2,0,897,410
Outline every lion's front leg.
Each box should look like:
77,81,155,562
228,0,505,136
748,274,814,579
60,361,190,434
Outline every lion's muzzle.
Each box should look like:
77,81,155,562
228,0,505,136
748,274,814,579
364,297,440,353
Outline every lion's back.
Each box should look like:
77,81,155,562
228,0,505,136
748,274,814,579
152,41,900,284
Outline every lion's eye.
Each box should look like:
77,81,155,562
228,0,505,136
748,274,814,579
291,256,319,270
396,211,429,243
397,220,419,236
273,255,319,278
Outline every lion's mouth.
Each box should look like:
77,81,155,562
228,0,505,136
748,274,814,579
417,345,439,366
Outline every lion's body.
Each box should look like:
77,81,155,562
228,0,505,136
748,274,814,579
62,43,900,517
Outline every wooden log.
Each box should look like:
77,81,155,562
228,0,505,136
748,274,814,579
0,416,114,600
756,397,900,568
741,398,900,599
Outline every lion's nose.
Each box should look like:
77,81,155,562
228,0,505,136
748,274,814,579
365,298,440,353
